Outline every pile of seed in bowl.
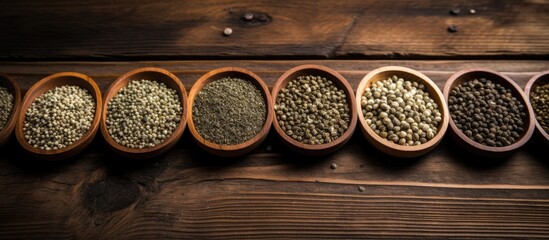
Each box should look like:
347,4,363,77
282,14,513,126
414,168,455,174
361,75,442,146
275,75,350,144
23,85,95,150
106,80,182,149
448,78,526,147
0,86,14,130
193,77,266,145
530,82,549,133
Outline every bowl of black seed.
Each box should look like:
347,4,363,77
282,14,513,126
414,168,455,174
271,65,357,155
356,66,449,158
444,69,535,157
0,73,21,146
15,72,102,160
525,70,549,145
188,67,272,157
101,67,187,159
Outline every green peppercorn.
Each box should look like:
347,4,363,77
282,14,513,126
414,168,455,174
107,80,182,149
0,86,14,130
276,75,350,145
361,75,441,146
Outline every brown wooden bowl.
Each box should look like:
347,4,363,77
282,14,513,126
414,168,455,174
524,70,549,146
443,68,535,157
0,73,21,146
356,66,449,158
101,67,187,159
271,64,357,156
15,72,102,160
187,67,273,157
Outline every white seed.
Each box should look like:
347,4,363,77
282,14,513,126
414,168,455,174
23,85,95,150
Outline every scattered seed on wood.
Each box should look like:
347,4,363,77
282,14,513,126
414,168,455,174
107,79,182,149
331,163,337,169
448,78,526,146
223,27,233,36
193,77,266,145
361,75,441,146
0,86,14,130
358,186,365,192
275,75,351,145
23,85,95,150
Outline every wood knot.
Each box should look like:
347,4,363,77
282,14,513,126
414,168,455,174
81,177,139,213
233,10,272,26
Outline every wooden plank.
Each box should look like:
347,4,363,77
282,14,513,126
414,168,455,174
1,0,548,60
0,60,548,239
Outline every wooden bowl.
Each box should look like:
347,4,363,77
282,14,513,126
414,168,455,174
15,72,102,160
187,67,273,157
0,73,21,146
443,68,535,157
356,66,449,158
271,64,357,155
101,67,187,159
524,70,549,145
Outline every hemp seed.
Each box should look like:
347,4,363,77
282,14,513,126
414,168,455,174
0,86,14,130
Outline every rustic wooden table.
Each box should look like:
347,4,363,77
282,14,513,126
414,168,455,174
1,1,548,239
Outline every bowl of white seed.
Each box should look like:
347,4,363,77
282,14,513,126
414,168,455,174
188,67,273,157
356,66,449,158
101,67,187,159
15,72,102,160
272,64,357,155
0,73,21,146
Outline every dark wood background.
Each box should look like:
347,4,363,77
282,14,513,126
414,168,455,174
1,1,549,239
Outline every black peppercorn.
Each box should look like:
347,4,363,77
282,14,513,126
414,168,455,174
449,78,526,146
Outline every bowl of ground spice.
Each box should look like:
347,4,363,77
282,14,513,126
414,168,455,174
356,66,449,158
525,70,549,145
444,68,535,157
15,72,102,160
272,65,357,155
0,73,21,146
101,67,187,159
188,67,272,157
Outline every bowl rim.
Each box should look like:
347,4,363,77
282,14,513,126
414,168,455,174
271,64,358,154
187,67,273,156
0,73,21,146
524,70,549,143
100,67,188,158
443,68,535,154
355,66,449,157
15,72,102,158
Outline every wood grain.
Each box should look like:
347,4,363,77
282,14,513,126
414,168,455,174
0,0,548,60
0,60,548,239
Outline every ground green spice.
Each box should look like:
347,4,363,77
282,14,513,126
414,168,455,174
531,82,549,133
448,78,526,146
0,86,14,130
193,77,266,145
275,75,350,145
